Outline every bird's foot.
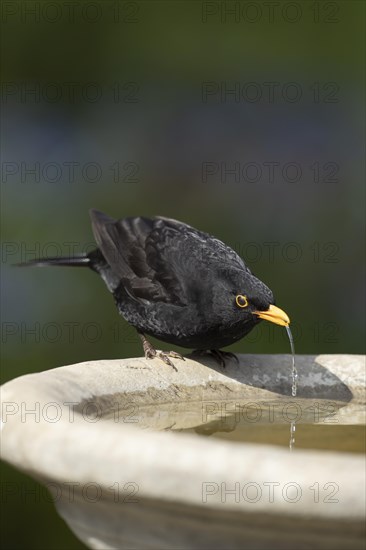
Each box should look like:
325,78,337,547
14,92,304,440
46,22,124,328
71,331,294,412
138,332,184,371
211,350,239,368
146,349,183,371
163,350,185,361
192,349,239,368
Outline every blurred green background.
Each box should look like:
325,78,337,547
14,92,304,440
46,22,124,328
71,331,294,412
1,1,365,548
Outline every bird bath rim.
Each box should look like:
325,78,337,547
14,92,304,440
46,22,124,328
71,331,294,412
1,354,365,550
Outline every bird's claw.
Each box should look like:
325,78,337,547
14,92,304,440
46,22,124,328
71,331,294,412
210,350,239,368
192,349,238,368
144,347,179,371
165,350,185,361
138,332,183,371
156,351,177,370
221,350,239,365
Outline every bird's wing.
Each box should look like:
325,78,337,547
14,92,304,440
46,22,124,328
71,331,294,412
90,210,187,304
90,210,247,305
154,216,247,273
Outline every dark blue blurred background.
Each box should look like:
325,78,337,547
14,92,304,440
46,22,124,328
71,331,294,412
1,1,365,548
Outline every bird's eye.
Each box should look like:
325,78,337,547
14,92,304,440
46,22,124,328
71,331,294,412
235,295,248,308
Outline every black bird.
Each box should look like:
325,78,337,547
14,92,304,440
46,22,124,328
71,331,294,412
22,209,290,368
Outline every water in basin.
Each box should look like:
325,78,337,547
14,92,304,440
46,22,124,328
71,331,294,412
95,395,365,454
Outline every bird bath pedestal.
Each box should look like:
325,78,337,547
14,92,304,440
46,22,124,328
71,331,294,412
1,354,365,549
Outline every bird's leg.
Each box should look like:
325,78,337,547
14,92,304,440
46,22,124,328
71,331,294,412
192,349,239,368
137,332,184,371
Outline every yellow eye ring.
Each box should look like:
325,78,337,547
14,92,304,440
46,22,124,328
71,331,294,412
236,295,248,308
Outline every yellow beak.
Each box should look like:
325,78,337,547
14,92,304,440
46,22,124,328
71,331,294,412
253,304,290,327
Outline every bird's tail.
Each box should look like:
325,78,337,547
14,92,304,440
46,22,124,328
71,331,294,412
17,255,91,268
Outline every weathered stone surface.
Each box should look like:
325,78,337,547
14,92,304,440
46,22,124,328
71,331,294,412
1,354,365,549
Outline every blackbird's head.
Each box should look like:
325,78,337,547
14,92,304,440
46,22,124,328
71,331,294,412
225,269,290,328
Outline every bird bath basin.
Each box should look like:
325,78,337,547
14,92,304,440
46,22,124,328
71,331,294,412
1,354,365,549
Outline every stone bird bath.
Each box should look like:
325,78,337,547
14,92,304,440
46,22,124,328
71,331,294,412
1,354,365,549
